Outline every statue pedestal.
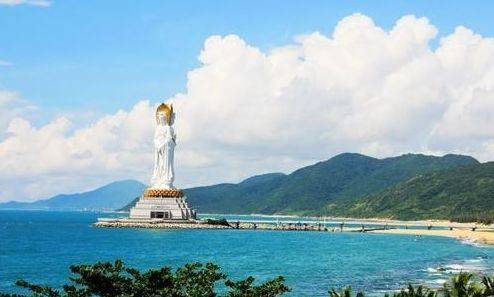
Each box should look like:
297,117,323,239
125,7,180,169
129,188,196,220
125,103,197,221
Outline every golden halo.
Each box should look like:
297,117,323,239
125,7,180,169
156,103,173,124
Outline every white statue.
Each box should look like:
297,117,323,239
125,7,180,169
150,103,176,189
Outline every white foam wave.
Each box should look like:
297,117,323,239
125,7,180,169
427,258,488,277
430,279,448,285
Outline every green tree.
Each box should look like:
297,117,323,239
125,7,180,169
327,274,494,297
393,284,436,297
444,273,484,297
0,260,289,297
225,276,290,297
480,275,494,296
329,286,364,297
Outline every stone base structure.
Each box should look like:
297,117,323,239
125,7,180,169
129,190,196,220
122,103,197,221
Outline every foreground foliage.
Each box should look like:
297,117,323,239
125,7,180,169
0,260,289,297
330,272,494,297
2,261,494,297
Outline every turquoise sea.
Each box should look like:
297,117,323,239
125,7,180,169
1,210,494,296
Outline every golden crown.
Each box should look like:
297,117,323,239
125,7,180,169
156,103,173,124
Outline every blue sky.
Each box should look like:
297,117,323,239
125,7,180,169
2,0,494,201
1,0,494,124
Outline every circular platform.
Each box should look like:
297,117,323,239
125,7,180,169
143,188,184,198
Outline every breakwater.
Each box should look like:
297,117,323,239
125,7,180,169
94,217,375,232
94,217,494,245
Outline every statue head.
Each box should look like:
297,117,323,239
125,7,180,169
156,103,173,125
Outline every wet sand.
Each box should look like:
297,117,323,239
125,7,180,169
370,228,494,245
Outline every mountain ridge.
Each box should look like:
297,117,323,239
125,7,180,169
0,180,146,210
330,161,494,222
1,153,483,220
184,153,478,215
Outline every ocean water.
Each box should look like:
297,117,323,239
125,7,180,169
1,210,493,296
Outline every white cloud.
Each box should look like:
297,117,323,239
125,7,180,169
0,101,155,201
0,0,50,7
0,91,37,140
2,13,494,202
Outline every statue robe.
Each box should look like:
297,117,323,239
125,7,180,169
151,123,176,189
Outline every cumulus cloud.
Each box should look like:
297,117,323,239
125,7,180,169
0,101,155,200
2,13,494,202
0,91,37,140
0,0,50,7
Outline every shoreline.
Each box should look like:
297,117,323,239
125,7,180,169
244,214,494,245
368,228,494,246
206,213,489,229
2,209,490,246
1,209,486,230
95,217,494,246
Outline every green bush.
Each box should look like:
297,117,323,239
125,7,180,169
205,218,232,227
2,262,494,297
328,272,494,297
0,260,289,297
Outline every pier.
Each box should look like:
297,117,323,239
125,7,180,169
93,217,494,245
94,217,395,233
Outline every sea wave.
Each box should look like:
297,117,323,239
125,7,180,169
426,257,489,278
429,279,448,285
420,261,486,289
459,237,490,248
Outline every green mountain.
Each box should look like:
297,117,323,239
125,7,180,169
332,162,494,222
118,172,287,212
120,153,478,215
6,153,484,220
182,153,478,215
0,180,146,210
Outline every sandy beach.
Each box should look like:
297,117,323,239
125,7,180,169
370,228,494,245
250,214,494,245
300,215,494,245
314,216,481,228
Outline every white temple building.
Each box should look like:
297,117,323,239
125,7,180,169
129,103,196,220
